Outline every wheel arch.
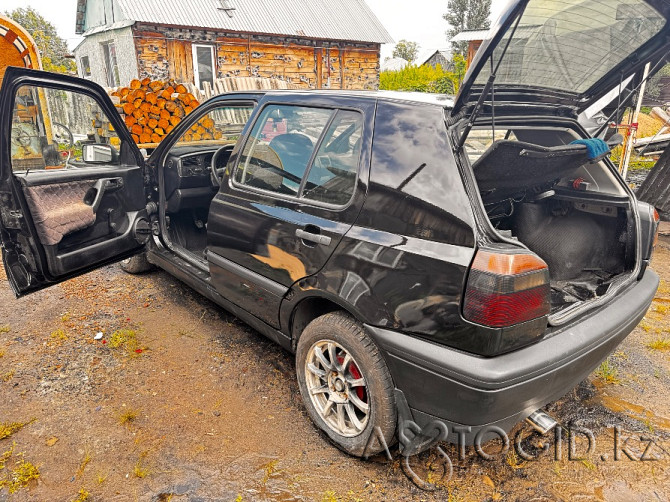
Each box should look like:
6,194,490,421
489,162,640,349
288,295,359,352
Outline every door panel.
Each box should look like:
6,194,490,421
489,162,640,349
207,95,375,328
0,67,147,296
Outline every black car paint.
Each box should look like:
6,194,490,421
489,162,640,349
207,94,376,329
0,67,660,447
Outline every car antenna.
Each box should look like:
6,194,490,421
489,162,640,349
457,13,522,151
594,56,667,138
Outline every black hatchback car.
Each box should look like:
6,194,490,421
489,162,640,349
0,0,665,456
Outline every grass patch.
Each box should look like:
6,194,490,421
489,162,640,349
108,329,144,355
0,349,4,358
0,444,40,494
321,491,338,502
595,359,620,384
0,326,9,334
119,409,138,426
77,450,91,478
72,488,90,501
648,337,670,351
639,321,652,333
1,371,15,383
0,419,35,440
262,459,280,483
133,452,150,479
49,328,69,346
580,459,596,470
655,304,669,315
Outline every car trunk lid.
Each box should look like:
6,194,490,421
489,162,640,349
451,0,670,117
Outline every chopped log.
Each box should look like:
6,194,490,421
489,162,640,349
111,78,209,145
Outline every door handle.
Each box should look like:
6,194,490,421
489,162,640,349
86,177,124,212
296,228,331,246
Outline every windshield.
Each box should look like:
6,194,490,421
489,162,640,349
475,0,666,94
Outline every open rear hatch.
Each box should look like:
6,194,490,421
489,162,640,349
453,0,670,325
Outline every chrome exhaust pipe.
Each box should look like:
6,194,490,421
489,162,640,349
525,410,558,435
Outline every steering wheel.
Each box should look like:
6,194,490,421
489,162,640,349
52,122,74,167
210,145,234,188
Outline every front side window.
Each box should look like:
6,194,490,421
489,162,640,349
10,85,121,172
101,42,119,87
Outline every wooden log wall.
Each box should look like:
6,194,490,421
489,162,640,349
132,24,381,90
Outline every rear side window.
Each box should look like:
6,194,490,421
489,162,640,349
234,104,363,206
235,105,332,194
303,110,363,206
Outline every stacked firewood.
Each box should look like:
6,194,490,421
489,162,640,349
110,78,212,145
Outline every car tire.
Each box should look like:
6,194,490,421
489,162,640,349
296,311,396,457
119,253,154,274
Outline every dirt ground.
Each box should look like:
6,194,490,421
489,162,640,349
0,236,669,502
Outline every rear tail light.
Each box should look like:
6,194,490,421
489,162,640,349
463,249,551,328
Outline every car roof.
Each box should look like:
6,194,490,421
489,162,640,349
212,89,455,108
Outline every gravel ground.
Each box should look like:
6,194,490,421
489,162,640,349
0,238,669,502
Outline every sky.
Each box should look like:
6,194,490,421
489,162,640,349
1,0,510,56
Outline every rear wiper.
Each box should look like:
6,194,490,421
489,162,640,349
457,13,523,151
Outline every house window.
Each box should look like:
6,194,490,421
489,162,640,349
80,56,91,78
101,42,120,87
192,45,215,91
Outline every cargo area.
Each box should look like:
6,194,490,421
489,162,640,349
465,126,637,319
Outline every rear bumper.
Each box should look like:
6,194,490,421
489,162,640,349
365,269,659,444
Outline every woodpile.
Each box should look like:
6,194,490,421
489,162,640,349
110,77,215,145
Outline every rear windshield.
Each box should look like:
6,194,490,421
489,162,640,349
475,0,666,94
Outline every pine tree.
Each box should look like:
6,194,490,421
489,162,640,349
443,0,492,55
5,7,76,74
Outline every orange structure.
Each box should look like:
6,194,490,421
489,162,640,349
0,14,42,86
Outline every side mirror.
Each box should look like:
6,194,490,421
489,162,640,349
82,143,117,163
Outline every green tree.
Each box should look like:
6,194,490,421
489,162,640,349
392,40,420,63
443,0,492,55
5,7,76,74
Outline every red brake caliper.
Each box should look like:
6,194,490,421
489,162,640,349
338,355,366,401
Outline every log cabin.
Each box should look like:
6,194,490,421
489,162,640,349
73,0,392,90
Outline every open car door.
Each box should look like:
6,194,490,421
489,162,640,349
0,67,151,296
